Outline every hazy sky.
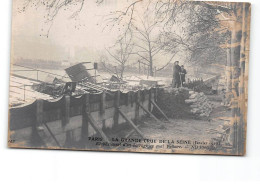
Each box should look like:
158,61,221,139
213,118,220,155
11,0,186,67
11,0,127,61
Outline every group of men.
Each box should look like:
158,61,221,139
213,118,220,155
172,61,187,88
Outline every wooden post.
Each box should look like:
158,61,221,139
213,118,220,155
154,87,158,103
113,90,120,127
32,99,44,146
130,91,134,107
62,95,70,127
135,90,140,122
126,92,130,106
100,92,106,128
82,93,90,141
35,99,61,147
62,95,72,146
36,99,43,127
148,89,152,112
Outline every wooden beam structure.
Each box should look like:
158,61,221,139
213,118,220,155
36,99,61,148
87,113,110,144
43,122,61,148
118,108,144,138
151,100,171,123
138,102,162,123
125,125,141,138
10,87,159,148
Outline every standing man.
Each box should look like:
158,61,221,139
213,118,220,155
180,65,187,87
172,61,181,88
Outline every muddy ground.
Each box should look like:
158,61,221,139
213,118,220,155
94,95,234,154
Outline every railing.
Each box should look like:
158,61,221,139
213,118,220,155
11,64,111,95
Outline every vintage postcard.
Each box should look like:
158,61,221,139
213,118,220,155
8,0,251,155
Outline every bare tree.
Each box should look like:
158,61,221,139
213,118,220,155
102,31,134,79
154,1,228,64
20,0,105,37
103,1,179,77
131,16,179,76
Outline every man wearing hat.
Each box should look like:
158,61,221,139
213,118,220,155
172,61,181,88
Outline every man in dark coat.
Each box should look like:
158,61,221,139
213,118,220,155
172,61,181,88
180,65,187,87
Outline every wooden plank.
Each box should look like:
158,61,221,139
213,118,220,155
100,92,106,115
36,99,43,127
125,125,141,138
113,90,120,127
154,87,158,102
126,92,130,106
62,96,70,127
100,92,106,127
138,102,162,123
148,89,152,112
87,113,110,143
151,100,171,123
135,90,140,121
118,109,144,138
62,95,72,145
36,100,62,148
33,99,48,147
82,93,90,141
42,121,61,147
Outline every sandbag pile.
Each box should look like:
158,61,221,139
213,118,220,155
185,91,213,118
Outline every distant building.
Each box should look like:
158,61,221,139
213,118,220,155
61,60,70,67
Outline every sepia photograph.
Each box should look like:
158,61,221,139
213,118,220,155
8,0,251,156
